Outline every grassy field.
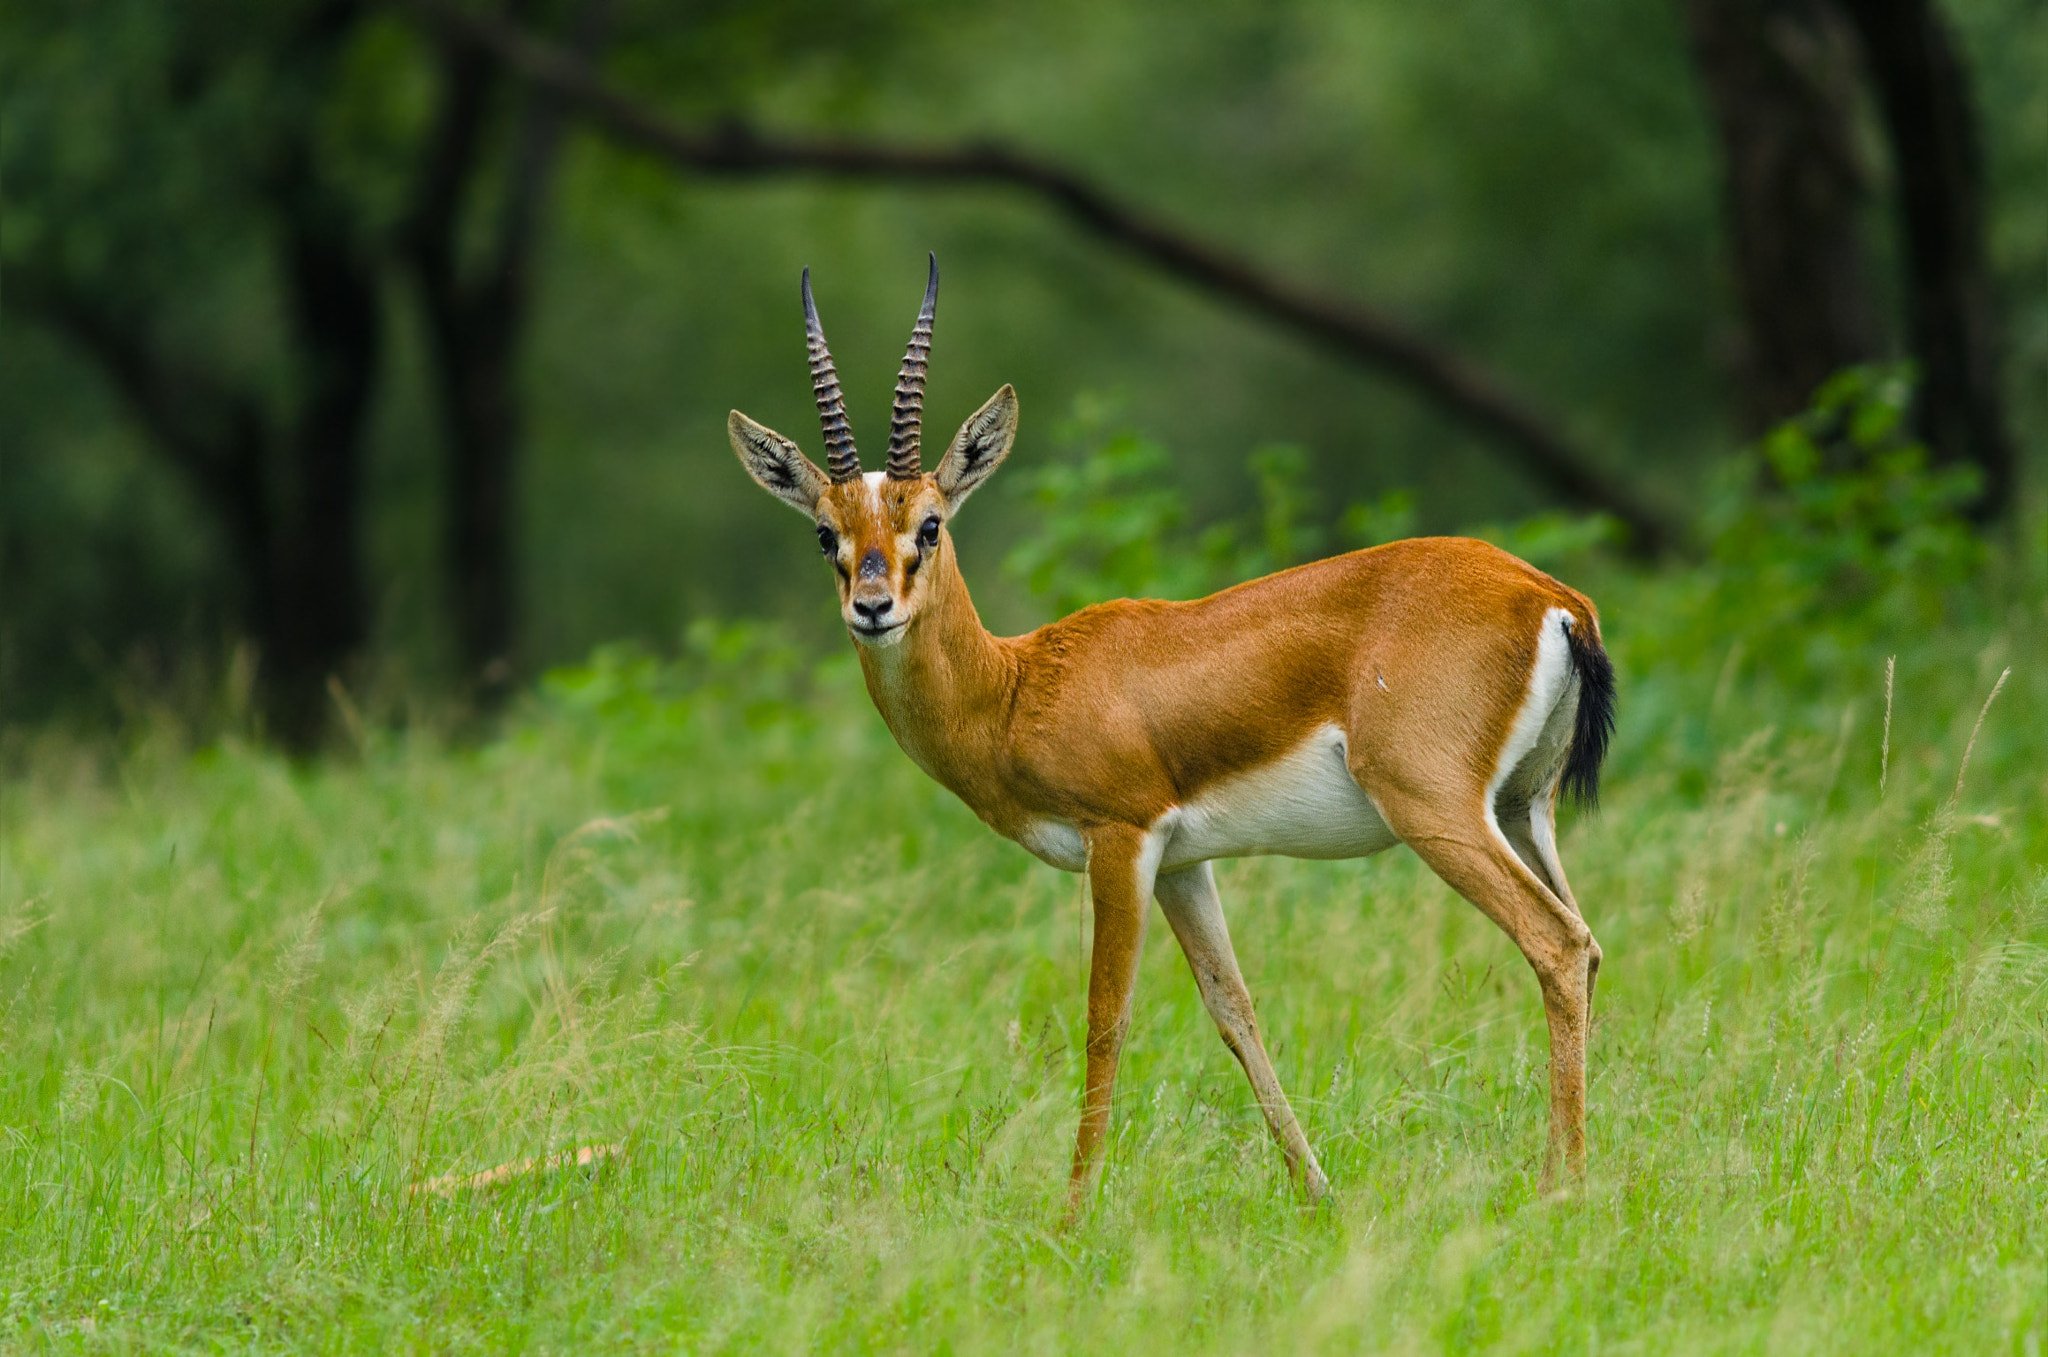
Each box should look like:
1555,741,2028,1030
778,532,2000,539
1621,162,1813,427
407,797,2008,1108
2,558,2045,1352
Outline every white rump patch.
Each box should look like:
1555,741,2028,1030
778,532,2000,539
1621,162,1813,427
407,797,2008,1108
1487,609,1576,809
1485,608,1579,893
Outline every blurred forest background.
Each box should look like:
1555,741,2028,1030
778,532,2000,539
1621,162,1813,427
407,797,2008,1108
3,0,2043,743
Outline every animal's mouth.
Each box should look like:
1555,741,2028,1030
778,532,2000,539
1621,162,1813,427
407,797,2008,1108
850,619,905,642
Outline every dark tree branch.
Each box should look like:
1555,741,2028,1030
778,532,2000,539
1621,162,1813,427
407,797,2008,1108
393,0,1677,555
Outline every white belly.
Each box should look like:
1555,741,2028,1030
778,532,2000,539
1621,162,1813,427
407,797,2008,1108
1013,724,1398,874
1160,724,1397,870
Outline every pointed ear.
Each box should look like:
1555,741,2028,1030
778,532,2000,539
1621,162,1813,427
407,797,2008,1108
729,410,827,515
934,384,1018,511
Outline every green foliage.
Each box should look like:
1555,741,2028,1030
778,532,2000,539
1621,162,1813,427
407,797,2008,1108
1001,421,1203,616
1002,406,1635,623
1740,365,1982,599
1003,408,1377,617
1464,509,1626,571
1680,365,1987,683
1338,487,1419,548
543,619,813,731
1238,443,1328,572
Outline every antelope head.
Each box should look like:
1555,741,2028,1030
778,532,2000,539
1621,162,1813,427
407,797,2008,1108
728,256,1018,647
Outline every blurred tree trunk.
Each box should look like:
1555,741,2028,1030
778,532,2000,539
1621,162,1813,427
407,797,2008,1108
1682,0,1882,431
9,1,381,747
407,0,610,707
1685,0,2013,515
268,183,382,742
1837,0,2013,517
407,35,515,701
257,0,381,741
19,0,610,738
8,242,377,746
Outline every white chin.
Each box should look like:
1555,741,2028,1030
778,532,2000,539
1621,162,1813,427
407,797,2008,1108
850,623,908,648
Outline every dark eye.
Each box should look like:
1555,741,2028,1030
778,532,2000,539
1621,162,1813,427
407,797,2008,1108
816,524,837,556
917,516,941,549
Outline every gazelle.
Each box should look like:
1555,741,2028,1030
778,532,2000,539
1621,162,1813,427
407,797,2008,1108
728,257,1616,1205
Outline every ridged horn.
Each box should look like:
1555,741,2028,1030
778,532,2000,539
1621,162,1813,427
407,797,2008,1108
803,267,861,483
885,254,939,481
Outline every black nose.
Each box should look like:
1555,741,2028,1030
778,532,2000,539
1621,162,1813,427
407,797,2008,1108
853,597,891,624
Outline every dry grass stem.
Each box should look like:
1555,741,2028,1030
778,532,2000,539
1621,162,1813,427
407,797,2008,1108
410,1142,624,1198
1880,655,1895,798
1950,666,2011,807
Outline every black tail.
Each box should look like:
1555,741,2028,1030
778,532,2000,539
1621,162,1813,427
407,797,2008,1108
1559,615,1616,809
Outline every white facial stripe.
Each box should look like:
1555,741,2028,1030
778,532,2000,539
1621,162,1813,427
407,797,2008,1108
859,470,925,559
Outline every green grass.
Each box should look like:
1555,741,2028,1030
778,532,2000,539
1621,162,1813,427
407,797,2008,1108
2,578,2046,1353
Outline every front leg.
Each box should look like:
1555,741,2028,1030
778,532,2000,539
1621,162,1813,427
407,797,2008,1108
1069,823,1157,1212
1156,862,1329,1201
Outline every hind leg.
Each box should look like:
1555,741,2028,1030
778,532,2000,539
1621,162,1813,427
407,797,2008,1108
1497,798,1562,899
1156,862,1329,1201
1377,788,1600,1185
1502,786,1601,1007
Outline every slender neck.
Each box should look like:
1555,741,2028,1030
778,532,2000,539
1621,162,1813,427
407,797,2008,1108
855,549,1016,789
